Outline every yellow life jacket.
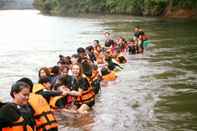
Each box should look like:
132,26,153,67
32,84,45,93
28,93,58,131
2,117,33,131
76,77,95,105
102,71,117,81
49,96,64,109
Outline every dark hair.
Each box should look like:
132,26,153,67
39,77,50,84
105,39,114,47
72,54,79,58
51,66,60,76
86,46,94,52
77,47,86,54
94,40,99,44
139,31,144,36
10,82,30,98
17,77,33,92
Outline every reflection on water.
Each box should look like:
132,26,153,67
0,10,197,131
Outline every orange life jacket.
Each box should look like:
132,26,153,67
102,71,117,81
2,117,33,131
76,77,95,105
28,93,58,131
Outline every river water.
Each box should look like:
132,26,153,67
0,10,197,131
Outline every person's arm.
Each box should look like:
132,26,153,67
67,88,83,96
41,90,62,97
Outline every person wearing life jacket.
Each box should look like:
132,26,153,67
86,46,97,63
81,60,101,95
66,64,95,113
138,31,146,53
105,54,123,71
49,84,71,110
133,26,140,40
101,67,118,81
127,39,137,55
94,43,106,65
29,76,67,131
0,82,34,131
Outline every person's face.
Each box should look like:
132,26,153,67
72,65,80,77
40,70,47,78
104,33,110,38
61,67,69,76
96,46,101,52
13,88,30,105
134,27,139,32
79,52,86,59
71,57,78,64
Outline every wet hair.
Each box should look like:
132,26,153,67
105,39,114,47
38,77,50,84
10,82,30,98
51,66,60,76
94,40,99,44
59,54,64,61
17,77,33,92
139,31,144,36
64,56,72,65
81,60,93,77
77,47,86,54
86,46,94,52
72,54,79,58
39,67,51,78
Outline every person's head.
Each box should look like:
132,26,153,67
17,77,33,92
77,47,87,59
95,44,102,52
39,67,50,79
51,66,60,76
71,64,82,78
71,54,79,64
60,65,70,76
39,77,51,90
105,39,113,48
10,82,31,105
134,26,140,32
104,32,111,39
81,60,93,77
86,46,94,53
93,40,99,47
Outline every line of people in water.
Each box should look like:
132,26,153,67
0,26,150,131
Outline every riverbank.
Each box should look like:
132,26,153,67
33,0,197,19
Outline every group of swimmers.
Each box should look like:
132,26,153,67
0,26,150,131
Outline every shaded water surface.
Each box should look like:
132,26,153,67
0,10,197,131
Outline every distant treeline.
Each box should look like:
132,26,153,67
33,0,197,16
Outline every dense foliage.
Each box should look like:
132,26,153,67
33,0,197,16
